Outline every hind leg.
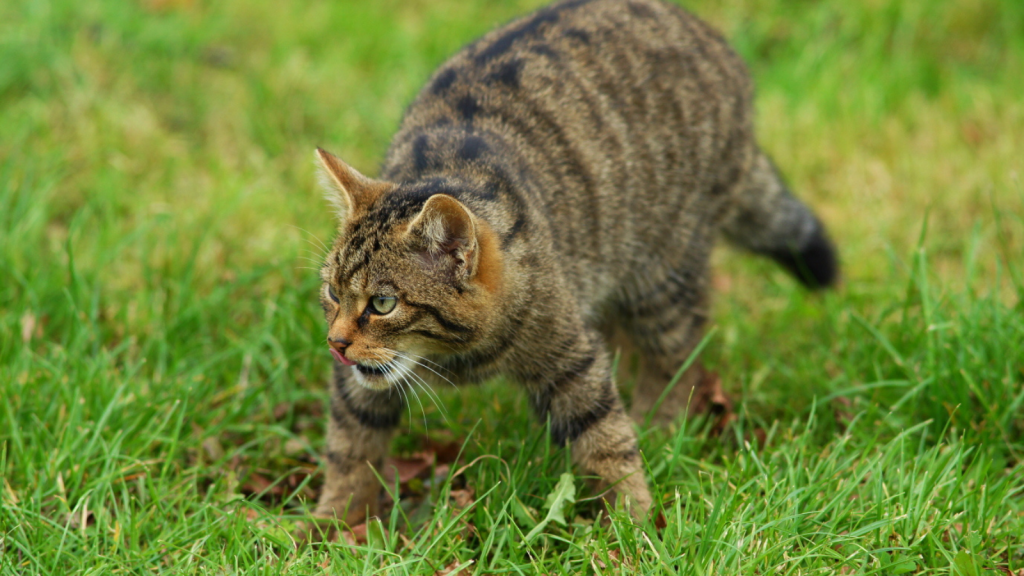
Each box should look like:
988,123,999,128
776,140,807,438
625,277,711,425
618,235,723,426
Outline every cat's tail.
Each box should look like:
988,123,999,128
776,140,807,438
720,150,839,289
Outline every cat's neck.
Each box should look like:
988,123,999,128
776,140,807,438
379,125,532,203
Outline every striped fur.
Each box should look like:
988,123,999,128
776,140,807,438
309,0,837,530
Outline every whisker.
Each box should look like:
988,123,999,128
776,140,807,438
391,350,458,390
297,255,327,266
375,351,427,432
400,364,429,431
402,364,450,425
288,224,331,256
395,379,413,433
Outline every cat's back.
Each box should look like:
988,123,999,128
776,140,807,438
382,0,756,299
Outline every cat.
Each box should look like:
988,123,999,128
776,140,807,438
309,0,836,532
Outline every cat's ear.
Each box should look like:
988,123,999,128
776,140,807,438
405,194,479,280
315,147,382,221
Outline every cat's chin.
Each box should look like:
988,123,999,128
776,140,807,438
351,364,396,391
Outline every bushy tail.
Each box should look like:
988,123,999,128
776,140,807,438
721,150,838,289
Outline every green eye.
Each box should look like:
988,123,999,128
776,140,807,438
327,285,340,303
370,295,397,315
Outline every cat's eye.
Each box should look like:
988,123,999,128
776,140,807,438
370,296,397,315
327,285,340,303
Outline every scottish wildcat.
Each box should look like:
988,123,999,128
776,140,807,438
311,0,836,528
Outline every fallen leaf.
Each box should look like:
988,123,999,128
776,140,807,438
202,436,225,461
750,427,768,448
525,472,576,541
241,472,281,497
689,370,734,435
832,396,854,428
273,403,290,420
591,549,621,571
422,439,463,465
340,523,368,546
450,488,474,509
654,511,667,530
384,452,435,486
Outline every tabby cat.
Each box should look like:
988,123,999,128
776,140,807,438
310,0,836,530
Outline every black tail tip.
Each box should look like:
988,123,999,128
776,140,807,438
769,225,839,290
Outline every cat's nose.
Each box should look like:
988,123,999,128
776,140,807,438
328,337,352,352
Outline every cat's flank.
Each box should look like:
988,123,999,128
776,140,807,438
310,0,836,531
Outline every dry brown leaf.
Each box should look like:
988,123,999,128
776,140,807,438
340,523,368,546
423,439,463,465
591,550,622,572
202,436,225,461
384,452,435,486
689,370,734,435
273,403,290,420
832,396,854,428
450,488,474,509
284,438,307,455
750,427,768,448
654,511,667,530
241,472,281,497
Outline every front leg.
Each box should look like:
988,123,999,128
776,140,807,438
525,331,653,518
313,366,402,531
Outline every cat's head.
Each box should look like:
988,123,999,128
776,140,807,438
315,148,503,390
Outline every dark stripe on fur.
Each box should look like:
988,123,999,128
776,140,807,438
564,28,590,44
549,380,617,446
487,59,524,89
410,328,468,345
331,390,401,430
431,68,458,94
458,135,489,160
412,134,430,174
550,353,596,392
456,95,481,122
404,299,476,335
474,0,593,64
449,315,523,370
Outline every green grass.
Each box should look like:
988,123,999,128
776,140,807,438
2,0,1023,573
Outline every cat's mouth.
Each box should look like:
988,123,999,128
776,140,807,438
355,362,391,378
350,360,397,391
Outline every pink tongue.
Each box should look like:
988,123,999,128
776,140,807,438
330,347,356,366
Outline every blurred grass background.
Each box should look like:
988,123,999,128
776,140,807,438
1,0,1023,573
